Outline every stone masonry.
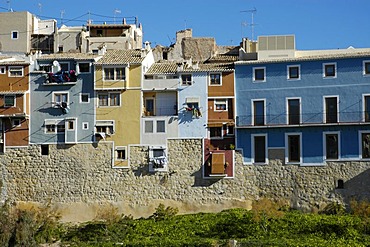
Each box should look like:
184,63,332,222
0,139,369,221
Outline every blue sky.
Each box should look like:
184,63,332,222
2,0,370,50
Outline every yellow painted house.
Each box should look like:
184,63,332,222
94,46,154,167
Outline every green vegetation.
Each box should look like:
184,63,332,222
0,200,369,246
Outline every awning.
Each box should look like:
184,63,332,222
186,97,199,103
207,122,224,127
44,119,58,125
96,120,114,126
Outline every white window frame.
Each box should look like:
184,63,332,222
144,120,154,133
323,131,340,161
11,30,18,40
363,60,370,76
286,97,301,125
323,95,339,123
252,98,266,126
52,91,69,108
115,146,127,161
359,130,370,160
77,62,91,74
44,119,62,134
323,62,337,78
97,92,121,107
287,65,301,80
4,95,16,107
8,66,23,77
181,74,192,86
285,132,302,164
209,73,222,86
66,119,75,131
103,66,126,81
0,66,6,74
214,99,228,111
363,94,370,122
82,122,89,130
253,67,266,82
95,120,115,135
156,120,166,133
251,134,268,164
80,93,90,103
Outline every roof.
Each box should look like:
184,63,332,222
145,62,179,75
95,49,145,65
182,62,234,73
38,53,100,61
0,61,30,65
207,54,239,63
87,24,131,29
236,50,370,65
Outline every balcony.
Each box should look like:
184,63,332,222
143,107,178,117
236,111,369,127
43,71,77,86
142,78,179,91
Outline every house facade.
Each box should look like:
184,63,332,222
0,56,30,152
235,38,370,166
29,53,99,148
94,47,154,168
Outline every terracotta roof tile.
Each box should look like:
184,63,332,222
95,49,145,65
145,62,179,75
38,53,100,61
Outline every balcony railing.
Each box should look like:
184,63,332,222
236,111,369,127
143,107,178,117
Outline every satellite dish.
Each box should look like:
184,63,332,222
52,60,61,73
53,60,60,66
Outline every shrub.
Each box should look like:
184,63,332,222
150,203,179,221
320,202,346,215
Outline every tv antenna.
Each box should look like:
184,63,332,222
6,0,12,12
38,3,42,14
240,7,257,41
114,9,121,24
60,10,65,25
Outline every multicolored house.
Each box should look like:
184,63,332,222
94,45,154,168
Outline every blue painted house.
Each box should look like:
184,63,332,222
30,53,100,146
235,35,370,165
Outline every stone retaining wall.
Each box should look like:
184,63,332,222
0,139,369,221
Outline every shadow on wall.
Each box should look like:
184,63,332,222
191,166,222,187
334,168,370,207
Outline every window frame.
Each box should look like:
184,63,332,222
0,66,6,74
115,146,127,161
95,120,115,135
80,93,90,103
286,97,301,125
287,65,300,80
8,66,24,77
77,62,91,74
324,95,339,123
103,66,126,81
214,99,228,111
82,122,89,130
363,94,370,122
285,133,302,164
156,120,166,133
252,99,266,126
12,119,21,128
363,61,370,76
359,130,370,160
97,92,120,107
323,131,340,161
11,30,19,40
181,74,192,86
252,134,268,164
323,62,337,78
209,126,223,139
253,67,266,82
209,73,222,86
4,95,16,107
52,92,69,108
144,120,154,133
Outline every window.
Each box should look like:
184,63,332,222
78,62,90,73
209,73,221,85
253,100,265,126
253,67,266,82
97,29,103,37
67,120,74,130
181,74,192,86
286,133,301,163
116,146,127,160
287,65,300,80
80,93,89,103
325,96,338,123
156,120,165,133
44,120,56,133
82,122,89,130
4,95,15,107
0,66,5,74
214,99,227,111
11,31,18,39
109,93,120,106
364,95,370,122
103,67,125,80
363,61,370,76
58,45,63,52
361,132,370,159
53,92,68,107
12,119,21,127
210,126,222,139
287,98,300,125
41,145,49,155
144,98,155,116
324,132,339,160
252,134,267,164
8,66,23,77
60,63,69,72
145,120,154,133
323,63,336,78
149,146,167,171
98,94,108,106
227,125,234,135
95,120,114,135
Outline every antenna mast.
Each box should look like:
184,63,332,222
60,10,65,25
114,9,121,24
240,7,257,41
